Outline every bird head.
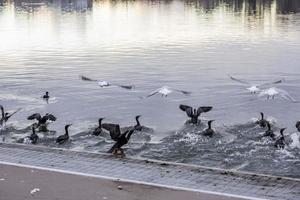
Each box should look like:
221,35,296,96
208,120,215,127
65,124,72,128
260,112,264,119
280,128,286,136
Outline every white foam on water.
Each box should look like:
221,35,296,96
289,132,300,149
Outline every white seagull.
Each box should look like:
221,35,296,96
80,75,135,90
258,87,298,103
141,86,191,98
228,75,283,94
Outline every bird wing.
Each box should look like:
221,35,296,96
112,83,135,90
179,104,193,117
173,89,192,95
102,123,121,141
45,114,57,121
7,108,22,119
258,79,284,87
179,104,192,112
143,88,161,98
27,113,42,121
79,75,98,82
276,88,298,103
228,75,251,85
197,106,213,115
185,107,193,118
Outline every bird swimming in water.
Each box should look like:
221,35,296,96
141,86,191,98
256,112,268,128
80,75,135,90
296,121,300,132
263,122,275,139
27,113,57,132
202,120,215,137
102,123,136,153
0,105,22,127
56,124,72,144
274,128,286,149
28,126,39,144
134,115,142,131
43,91,49,99
179,104,212,124
228,75,283,94
258,87,298,103
93,118,104,136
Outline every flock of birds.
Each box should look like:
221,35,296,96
0,75,299,156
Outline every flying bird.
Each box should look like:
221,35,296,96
141,86,191,98
258,87,298,103
228,75,283,94
80,75,134,90
179,104,212,124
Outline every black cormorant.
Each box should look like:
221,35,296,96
28,126,39,144
202,120,215,137
263,122,275,139
274,128,286,149
102,123,135,153
296,121,300,132
0,105,21,126
27,113,56,132
56,124,72,144
179,104,212,124
256,112,268,128
93,118,104,136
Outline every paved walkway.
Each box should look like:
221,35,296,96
0,164,246,200
0,143,299,200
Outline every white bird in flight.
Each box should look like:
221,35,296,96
141,86,191,98
258,87,298,103
228,75,283,94
80,75,135,90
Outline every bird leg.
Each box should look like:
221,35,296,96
112,148,125,158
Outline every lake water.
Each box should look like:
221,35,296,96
0,0,300,178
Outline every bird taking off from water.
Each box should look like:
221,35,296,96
102,123,136,154
141,86,191,98
228,75,283,94
27,113,56,132
179,104,212,124
80,75,135,90
258,87,298,103
0,105,22,126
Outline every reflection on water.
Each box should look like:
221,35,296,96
0,0,300,177
1,0,300,13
